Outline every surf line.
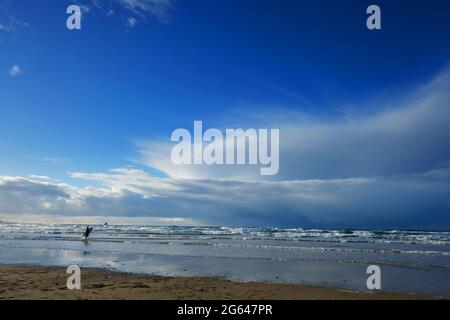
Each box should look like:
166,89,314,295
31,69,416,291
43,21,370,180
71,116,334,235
171,121,280,176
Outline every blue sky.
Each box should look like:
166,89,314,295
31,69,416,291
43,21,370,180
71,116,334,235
1,0,450,228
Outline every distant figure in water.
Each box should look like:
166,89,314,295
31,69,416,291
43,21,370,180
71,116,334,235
83,226,93,239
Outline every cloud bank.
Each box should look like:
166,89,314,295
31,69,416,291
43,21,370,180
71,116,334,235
137,68,450,181
1,68,450,228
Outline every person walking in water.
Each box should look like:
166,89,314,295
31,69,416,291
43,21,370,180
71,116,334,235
83,226,93,239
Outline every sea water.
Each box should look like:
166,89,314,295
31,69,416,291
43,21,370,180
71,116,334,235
0,223,449,296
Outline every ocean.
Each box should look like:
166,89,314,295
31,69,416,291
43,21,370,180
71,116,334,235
0,223,449,296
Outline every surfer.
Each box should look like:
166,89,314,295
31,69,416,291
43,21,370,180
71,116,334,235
83,226,93,239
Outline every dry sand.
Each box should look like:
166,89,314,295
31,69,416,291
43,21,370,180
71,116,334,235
0,264,438,300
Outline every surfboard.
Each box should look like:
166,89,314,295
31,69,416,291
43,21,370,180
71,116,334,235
82,227,94,239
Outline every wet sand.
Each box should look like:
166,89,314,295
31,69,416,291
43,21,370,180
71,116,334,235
0,264,440,300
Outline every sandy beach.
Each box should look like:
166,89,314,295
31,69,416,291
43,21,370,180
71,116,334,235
0,264,438,300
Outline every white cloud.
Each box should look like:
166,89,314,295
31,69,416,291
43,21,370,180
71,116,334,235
1,166,449,228
135,68,450,181
26,155,66,164
8,64,22,77
118,0,171,21
28,175,52,181
80,0,172,26
0,16,29,33
127,16,137,28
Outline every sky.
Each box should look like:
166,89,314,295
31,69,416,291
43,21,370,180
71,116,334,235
1,0,450,228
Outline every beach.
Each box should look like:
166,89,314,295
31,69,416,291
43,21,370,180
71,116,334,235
0,264,437,300
1,223,449,298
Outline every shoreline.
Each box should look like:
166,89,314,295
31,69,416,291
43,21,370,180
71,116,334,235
0,264,442,300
